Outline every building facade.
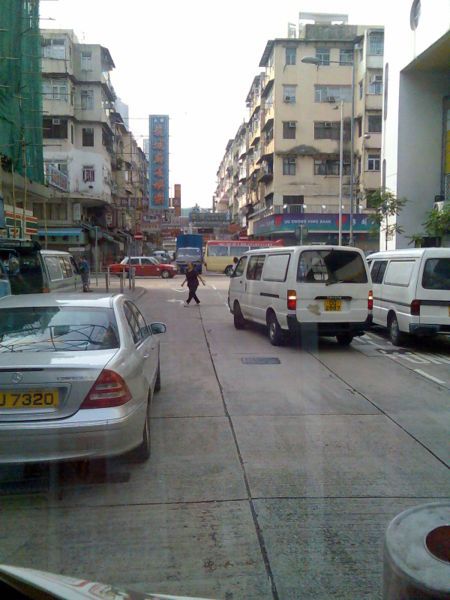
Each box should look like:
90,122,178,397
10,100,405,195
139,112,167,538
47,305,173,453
37,29,148,265
215,13,384,249
382,0,449,248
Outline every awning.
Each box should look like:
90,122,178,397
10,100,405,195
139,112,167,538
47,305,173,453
38,228,83,237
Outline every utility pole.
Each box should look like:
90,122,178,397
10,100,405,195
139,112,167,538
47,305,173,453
338,100,344,246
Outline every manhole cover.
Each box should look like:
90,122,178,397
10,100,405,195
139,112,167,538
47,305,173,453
241,357,281,365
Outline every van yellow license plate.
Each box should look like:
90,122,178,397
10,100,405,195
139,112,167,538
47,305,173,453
324,299,342,311
0,390,59,408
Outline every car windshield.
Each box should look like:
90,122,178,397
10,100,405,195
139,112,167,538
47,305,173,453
178,248,201,258
297,250,368,283
0,307,119,352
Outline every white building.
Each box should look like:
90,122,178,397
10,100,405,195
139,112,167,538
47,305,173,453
382,0,450,248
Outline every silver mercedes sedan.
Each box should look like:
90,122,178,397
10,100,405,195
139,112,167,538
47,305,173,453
0,293,166,464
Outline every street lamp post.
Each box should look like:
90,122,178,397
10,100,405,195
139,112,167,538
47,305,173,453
338,100,344,245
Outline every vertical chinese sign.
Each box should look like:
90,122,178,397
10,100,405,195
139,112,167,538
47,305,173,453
173,183,181,217
149,115,169,209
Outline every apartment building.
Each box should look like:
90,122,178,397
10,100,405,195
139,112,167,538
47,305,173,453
35,30,147,264
382,0,449,249
215,13,384,249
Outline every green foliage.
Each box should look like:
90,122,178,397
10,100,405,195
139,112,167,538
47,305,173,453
423,204,450,238
365,189,407,248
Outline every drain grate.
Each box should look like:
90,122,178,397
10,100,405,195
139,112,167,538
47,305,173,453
241,357,281,365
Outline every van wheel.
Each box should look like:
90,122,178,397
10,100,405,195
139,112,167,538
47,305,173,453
336,333,353,346
224,265,234,276
233,302,246,329
267,312,284,346
388,313,405,346
161,270,170,279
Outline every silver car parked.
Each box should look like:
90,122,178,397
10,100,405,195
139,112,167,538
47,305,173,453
0,293,166,464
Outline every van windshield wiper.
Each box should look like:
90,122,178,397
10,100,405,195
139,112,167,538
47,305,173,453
325,279,346,286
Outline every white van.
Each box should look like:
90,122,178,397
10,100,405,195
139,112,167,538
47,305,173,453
228,245,373,346
366,248,450,345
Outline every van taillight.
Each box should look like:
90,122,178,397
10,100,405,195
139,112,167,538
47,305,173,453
81,369,132,409
411,299,421,316
368,290,373,311
287,290,297,310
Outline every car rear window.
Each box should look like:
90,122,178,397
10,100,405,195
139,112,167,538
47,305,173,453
0,307,119,353
0,250,44,294
421,258,450,290
297,250,368,284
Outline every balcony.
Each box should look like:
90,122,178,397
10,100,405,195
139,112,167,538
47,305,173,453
365,93,382,110
45,164,69,192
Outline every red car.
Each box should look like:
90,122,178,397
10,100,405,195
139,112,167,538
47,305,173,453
109,256,177,278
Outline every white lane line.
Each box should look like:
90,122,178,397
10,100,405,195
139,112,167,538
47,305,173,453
365,339,380,346
413,352,444,365
414,369,446,386
171,288,185,293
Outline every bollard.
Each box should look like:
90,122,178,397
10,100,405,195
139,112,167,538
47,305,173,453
383,502,450,599
105,269,109,292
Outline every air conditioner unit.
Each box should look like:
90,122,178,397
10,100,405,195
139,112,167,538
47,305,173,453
326,96,336,103
52,118,61,125
288,121,296,128
284,96,294,102
371,75,383,83
323,122,333,128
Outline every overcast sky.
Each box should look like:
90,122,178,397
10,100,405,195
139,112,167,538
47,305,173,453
45,0,391,208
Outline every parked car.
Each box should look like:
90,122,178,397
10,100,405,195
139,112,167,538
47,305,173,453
366,248,450,345
109,256,177,278
152,250,172,263
0,293,166,464
228,245,373,346
0,241,81,294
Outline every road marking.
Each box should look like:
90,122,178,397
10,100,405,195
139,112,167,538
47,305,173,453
171,288,185,293
167,299,184,305
414,369,446,386
211,285,217,290
413,352,446,365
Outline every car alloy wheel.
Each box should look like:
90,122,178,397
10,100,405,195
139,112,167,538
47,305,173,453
161,270,170,279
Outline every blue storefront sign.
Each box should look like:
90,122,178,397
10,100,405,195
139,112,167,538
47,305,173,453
149,115,169,210
253,213,373,236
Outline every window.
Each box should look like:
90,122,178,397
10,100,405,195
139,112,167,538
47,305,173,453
368,115,382,133
282,156,296,176
123,302,141,344
82,166,95,182
315,85,352,103
81,51,92,71
246,255,265,281
339,48,353,65
61,257,73,278
314,121,350,140
42,38,66,60
233,256,247,278
370,260,388,284
367,153,381,171
82,127,94,147
368,74,383,95
316,47,330,66
129,303,149,341
283,85,296,103
422,258,450,290
43,80,68,102
80,89,94,110
43,118,68,139
314,159,350,176
208,245,229,257
368,31,384,55
359,80,363,100
297,250,368,283
384,261,415,287
285,47,296,65
263,254,291,282
44,256,63,281
283,121,296,139
384,63,389,119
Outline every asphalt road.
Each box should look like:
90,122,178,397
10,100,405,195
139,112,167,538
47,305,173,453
0,274,449,600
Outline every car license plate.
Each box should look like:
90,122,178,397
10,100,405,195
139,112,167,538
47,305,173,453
0,390,59,408
324,299,342,311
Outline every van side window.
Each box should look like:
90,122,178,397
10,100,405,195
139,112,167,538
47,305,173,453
45,256,63,281
384,260,415,287
246,255,265,281
371,260,388,284
233,256,247,277
262,254,291,282
61,257,73,278
70,256,79,274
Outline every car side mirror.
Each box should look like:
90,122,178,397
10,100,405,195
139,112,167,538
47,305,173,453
150,322,167,335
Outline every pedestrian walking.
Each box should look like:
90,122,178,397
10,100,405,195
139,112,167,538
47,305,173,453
181,262,205,306
79,257,91,292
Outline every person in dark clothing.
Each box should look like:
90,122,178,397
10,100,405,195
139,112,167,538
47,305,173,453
181,262,205,306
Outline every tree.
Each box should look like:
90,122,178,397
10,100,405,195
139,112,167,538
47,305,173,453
409,203,450,247
365,189,408,250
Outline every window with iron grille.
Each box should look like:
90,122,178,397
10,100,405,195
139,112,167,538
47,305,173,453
314,121,350,140
368,115,382,133
285,47,296,66
43,118,68,139
282,156,296,176
314,159,350,175
368,32,384,55
315,85,352,103
316,47,330,65
283,85,296,103
82,127,95,147
367,153,381,171
82,166,95,182
80,89,94,110
283,121,296,139
339,48,353,65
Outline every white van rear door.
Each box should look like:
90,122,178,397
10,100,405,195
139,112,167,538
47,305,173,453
296,249,370,324
418,255,450,328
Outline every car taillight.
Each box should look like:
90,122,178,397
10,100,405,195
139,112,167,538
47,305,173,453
411,299,421,316
287,290,297,310
81,369,132,409
368,290,373,311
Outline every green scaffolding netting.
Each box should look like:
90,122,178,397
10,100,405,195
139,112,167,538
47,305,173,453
0,0,44,184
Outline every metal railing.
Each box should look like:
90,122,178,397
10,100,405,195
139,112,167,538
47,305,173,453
104,266,136,293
